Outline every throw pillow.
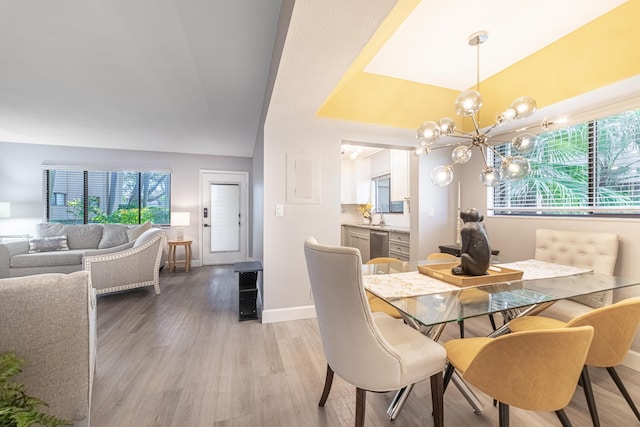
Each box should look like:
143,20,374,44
98,224,130,249
28,235,70,253
127,221,152,242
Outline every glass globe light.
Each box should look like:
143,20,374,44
499,108,517,122
454,90,482,117
438,117,456,135
510,96,537,119
417,121,441,145
511,134,537,154
451,145,472,164
479,167,501,187
500,156,531,181
430,165,454,186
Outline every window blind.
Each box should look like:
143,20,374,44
43,169,171,225
488,107,640,216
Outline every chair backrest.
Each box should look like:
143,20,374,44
567,296,640,367
463,326,594,412
535,229,618,308
427,253,458,262
367,257,400,265
534,228,618,275
0,271,93,422
304,237,404,389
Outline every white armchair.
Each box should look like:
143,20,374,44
532,228,619,321
83,228,166,295
0,271,95,426
304,237,446,427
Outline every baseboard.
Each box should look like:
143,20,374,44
623,349,640,372
261,305,317,324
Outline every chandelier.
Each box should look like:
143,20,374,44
416,31,555,187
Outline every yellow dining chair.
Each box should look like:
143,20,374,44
427,252,498,336
444,326,594,427
304,238,446,427
426,252,459,263
508,297,640,427
365,257,402,318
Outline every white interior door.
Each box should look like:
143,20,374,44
201,171,248,265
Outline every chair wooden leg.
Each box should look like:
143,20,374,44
318,364,334,407
555,409,573,427
430,371,444,427
498,402,509,427
607,366,640,421
580,366,600,427
355,387,366,427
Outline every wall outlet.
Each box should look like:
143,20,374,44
309,288,314,300
428,207,434,217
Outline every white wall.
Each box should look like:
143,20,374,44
0,141,252,264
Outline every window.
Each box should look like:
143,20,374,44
52,192,66,206
372,174,391,213
44,169,171,224
488,107,640,216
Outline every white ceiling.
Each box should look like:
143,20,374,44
0,0,629,157
0,0,282,157
366,0,627,90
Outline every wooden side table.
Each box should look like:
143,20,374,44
168,239,192,272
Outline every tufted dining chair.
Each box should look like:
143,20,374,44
304,238,446,427
444,326,594,427
508,297,640,427
530,229,618,321
365,257,402,318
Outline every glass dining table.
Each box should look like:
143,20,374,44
362,259,640,420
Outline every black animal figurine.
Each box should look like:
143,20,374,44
452,208,491,276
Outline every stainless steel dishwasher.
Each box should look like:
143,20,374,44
369,230,389,260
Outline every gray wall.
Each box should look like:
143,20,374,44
0,141,252,264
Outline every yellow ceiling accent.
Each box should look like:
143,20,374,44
317,0,640,130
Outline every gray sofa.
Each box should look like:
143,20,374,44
0,271,95,426
0,222,153,279
0,222,166,295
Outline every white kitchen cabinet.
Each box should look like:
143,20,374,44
370,150,390,178
341,158,371,204
390,149,409,201
341,160,354,203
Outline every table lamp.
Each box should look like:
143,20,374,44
171,212,190,241
0,202,10,218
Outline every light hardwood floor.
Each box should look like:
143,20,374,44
92,266,640,426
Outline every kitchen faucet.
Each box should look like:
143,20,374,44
371,206,385,226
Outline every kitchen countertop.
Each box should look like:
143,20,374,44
342,223,410,234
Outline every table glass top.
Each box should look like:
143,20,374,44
362,260,640,327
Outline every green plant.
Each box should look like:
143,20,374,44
0,352,71,427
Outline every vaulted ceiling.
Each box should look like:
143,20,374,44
0,0,636,157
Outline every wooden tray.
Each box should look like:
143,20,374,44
417,262,523,287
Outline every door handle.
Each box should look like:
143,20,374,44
204,224,210,227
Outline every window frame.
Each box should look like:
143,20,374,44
43,167,172,225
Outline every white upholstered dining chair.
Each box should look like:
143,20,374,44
531,228,618,321
304,237,446,427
